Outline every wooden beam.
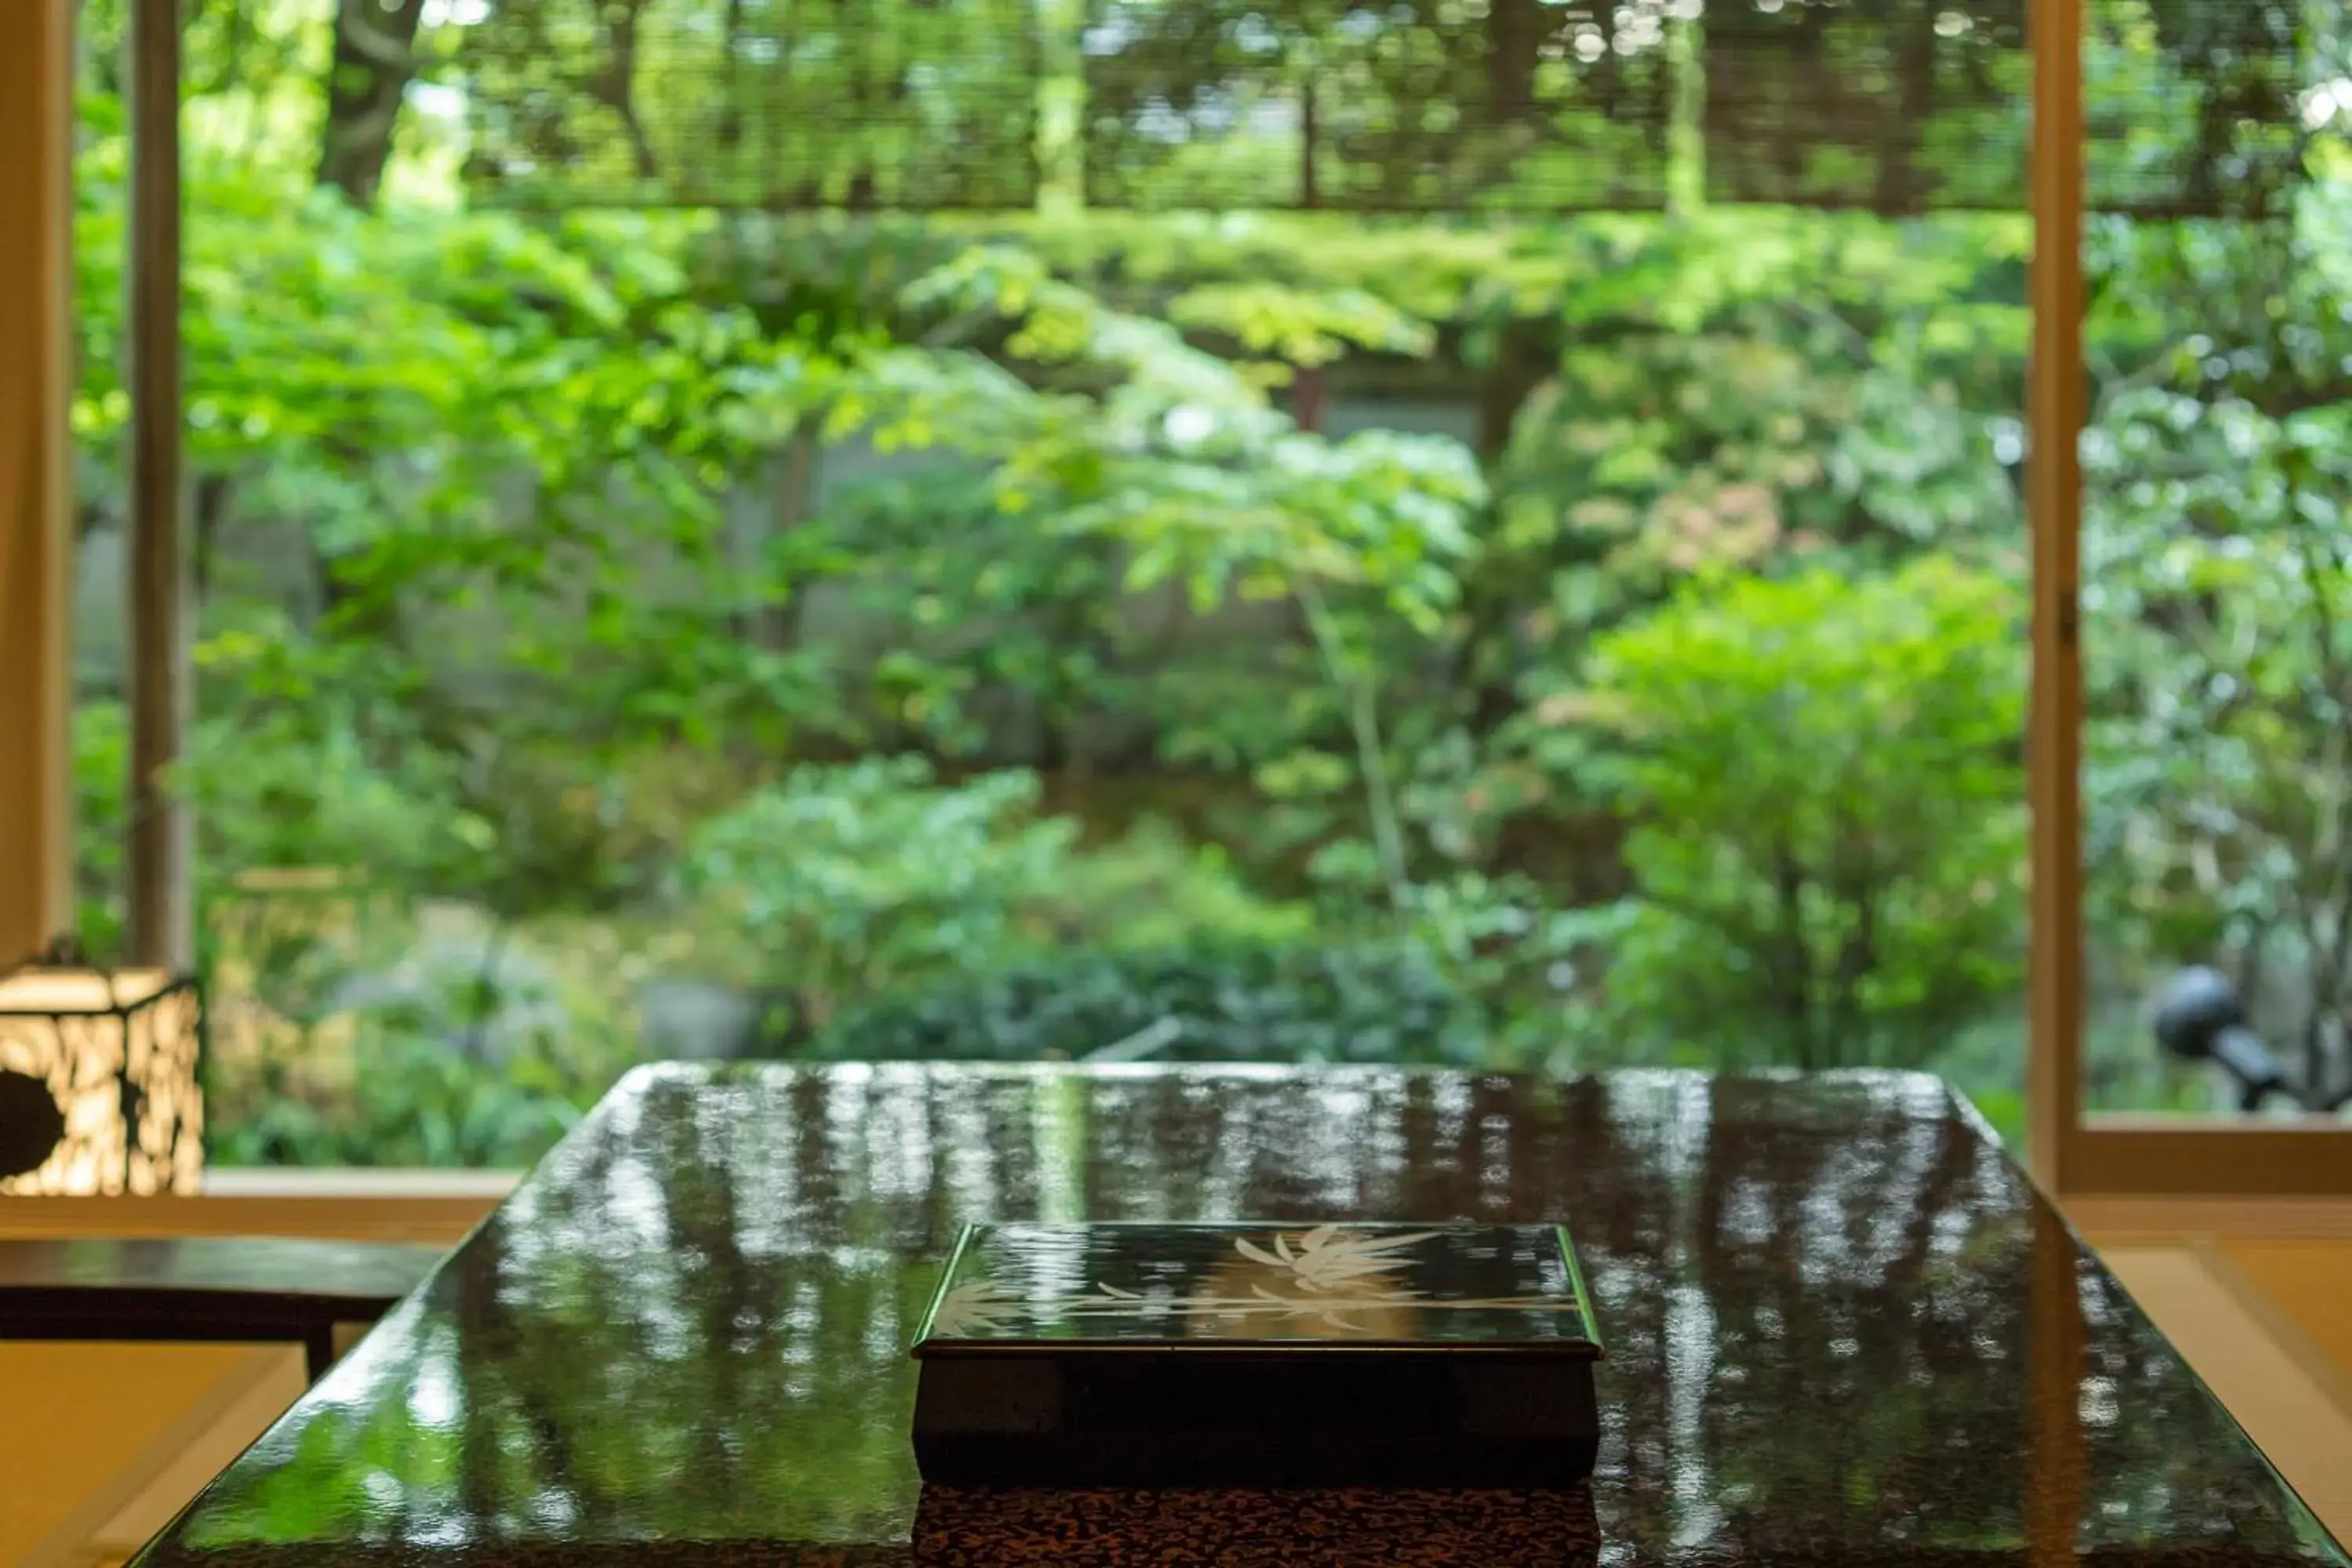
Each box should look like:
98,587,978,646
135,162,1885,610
2024,1205,2085,1568
2071,1121,2352,1197
0,1174,514,1245
126,0,191,971
0,0,74,964
2069,1193,2352,1239
2026,0,2086,1192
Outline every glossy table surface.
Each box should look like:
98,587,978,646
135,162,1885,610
132,1065,2347,1567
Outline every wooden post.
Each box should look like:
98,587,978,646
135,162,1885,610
2024,1203,2086,1566
0,0,75,964
2027,0,2086,1192
127,0,192,971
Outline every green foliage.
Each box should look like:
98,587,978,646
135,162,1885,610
2083,398,2352,1050
1167,282,1438,372
183,629,469,883
817,939,1483,1066
1539,561,2028,1069
75,105,857,935
682,758,1080,1027
858,243,1485,633
75,0,2352,1160
1043,825,1316,952
457,0,1040,209
2074,181,2352,1091
72,700,130,957
1476,214,2024,728
209,1033,585,1169
681,758,1315,1036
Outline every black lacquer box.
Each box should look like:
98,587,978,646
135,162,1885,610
910,1221,1604,1487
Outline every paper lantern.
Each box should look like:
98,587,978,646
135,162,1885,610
0,964,203,1195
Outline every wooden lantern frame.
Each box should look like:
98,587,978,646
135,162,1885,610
0,962,205,1196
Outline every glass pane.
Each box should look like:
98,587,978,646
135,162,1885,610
66,0,2047,1167
2082,4,2352,1120
461,0,1045,209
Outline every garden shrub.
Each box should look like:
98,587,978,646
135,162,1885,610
817,938,1485,1066
1541,558,2028,1070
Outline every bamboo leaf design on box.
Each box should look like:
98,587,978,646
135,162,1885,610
930,1277,1020,1338
1232,1224,1440,1292
927,1226,1593,1341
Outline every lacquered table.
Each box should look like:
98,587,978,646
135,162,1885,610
132,1066,2347,1567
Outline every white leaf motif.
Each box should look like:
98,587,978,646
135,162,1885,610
1234,1227,1440,1294
930,1278,1017,1338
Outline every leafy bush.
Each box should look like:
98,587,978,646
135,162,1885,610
195,897,630,1168
1036,822,1314,952
682,757,1313,1039
1540,559,2027,1070
209,1033,583,1168
73,686,464,959
817,939,1485,1065
682,757,1076,1023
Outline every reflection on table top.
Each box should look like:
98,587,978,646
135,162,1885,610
132,1065,2348,1567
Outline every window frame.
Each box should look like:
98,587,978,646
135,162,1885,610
2020,0,2352,1200
0,0,74,967
2,0,2347,1205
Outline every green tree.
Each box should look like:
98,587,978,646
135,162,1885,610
1539,559,2027,1069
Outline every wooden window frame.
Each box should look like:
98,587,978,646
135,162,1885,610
2024,0,2352,1200
0,0,74,964
1,0,2345,1211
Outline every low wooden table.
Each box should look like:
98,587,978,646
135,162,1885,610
0,1237,445,1380
131,1066,2349,1566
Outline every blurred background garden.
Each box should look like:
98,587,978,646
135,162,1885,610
60,0,2352,1163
